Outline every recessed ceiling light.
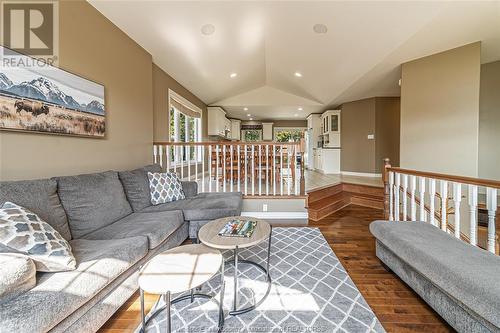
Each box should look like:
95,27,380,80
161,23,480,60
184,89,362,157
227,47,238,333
249,118,253,121
243,107,248,111
294,113,298,117
201,24,215,35
247,114,251,117
313,24,328,34
298,107,303,111
294,72,302,77
230,73,237,78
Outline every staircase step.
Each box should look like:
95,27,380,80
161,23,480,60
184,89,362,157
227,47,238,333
308,192,350,221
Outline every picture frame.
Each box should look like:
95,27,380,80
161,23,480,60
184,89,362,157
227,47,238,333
0,46,106,138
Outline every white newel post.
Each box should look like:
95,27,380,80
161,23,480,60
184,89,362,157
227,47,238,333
487,188,498,253
453,183,462,239
468,185,478,246
153,145,158,164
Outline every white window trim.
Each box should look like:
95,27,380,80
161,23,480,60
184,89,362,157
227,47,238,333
168,89,202,117
168,89,203,166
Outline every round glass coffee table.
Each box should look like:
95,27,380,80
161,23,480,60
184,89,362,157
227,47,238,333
138,244,225,333
198,216,272,315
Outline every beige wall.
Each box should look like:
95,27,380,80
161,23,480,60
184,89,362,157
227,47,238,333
400,42,481,177
340,97,400,174
375,97,400,172
340,98,376,173
479,61,500,180
152,64,207,142
0,1,154,180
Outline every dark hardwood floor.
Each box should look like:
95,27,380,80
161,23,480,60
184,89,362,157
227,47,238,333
99,205,454,333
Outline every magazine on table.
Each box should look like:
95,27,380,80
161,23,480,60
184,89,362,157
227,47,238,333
218,219,258,238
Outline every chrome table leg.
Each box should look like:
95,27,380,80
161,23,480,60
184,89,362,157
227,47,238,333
165,291,171,333
233,246,238,312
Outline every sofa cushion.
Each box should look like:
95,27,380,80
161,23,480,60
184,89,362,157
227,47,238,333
0,236,148,333
56,171,133,239
370,221,500,329
118,164,162,212
0,178,71,240
0,202,76,272
148,172,185,205
82,210,185,249
140,192,242,221
0,253,36,303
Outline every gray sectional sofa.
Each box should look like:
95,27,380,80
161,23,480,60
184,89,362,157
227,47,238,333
370,221,500,333
0,164,242,333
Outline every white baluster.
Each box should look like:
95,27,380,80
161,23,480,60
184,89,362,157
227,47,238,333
180,145,184,179
294,145,298,195
394,173,400,220
388,171,394,221
153,145,158,164
429,179,436,227
251,145,255,196
230,145,233,192
223,145,227,192
237,145,241,192
440,180,448,231
158,145,163,169
453,183,461,239
215,145,219,193
166,145,171,172
410,175,416,221
273,145,276,196
419,177,426,222
486,188,497,253
280,145,284,196
468,185,478,246
402,174,408,221
287,146,291,196
265,145,269,195
244,145,248,195
258,145,262,196
201,146,205,192
187,145,190,181
194,145,198,184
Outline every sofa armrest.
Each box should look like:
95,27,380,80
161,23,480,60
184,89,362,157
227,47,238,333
181,181,198,198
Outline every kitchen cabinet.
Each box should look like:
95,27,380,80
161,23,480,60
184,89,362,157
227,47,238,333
262,122,274,141
321,110,341,148
208,107,229,137
230,119,241,140
313,148,340,174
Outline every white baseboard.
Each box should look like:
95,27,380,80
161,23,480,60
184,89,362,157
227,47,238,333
341,171,382,178
241,212,309,219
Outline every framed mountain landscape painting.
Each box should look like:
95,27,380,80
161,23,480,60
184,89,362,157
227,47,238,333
0,47,105,138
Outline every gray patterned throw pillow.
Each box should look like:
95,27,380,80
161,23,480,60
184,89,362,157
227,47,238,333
0,202,76,272
148,172,185,205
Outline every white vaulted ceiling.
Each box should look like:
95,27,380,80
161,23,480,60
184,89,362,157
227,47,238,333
89,1,500,120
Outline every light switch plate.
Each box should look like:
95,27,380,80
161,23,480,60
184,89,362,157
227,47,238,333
263,204,268,212
367,134,375,140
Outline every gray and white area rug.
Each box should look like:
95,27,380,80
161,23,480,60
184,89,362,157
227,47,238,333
137,227,385,333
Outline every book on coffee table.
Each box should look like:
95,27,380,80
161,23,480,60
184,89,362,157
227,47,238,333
218,219,258,238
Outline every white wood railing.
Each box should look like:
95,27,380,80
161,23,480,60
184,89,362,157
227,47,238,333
383,159,500,255
153,142,305,197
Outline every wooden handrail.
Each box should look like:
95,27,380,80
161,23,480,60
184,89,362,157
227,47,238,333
153,141,300,147
386,166,500,189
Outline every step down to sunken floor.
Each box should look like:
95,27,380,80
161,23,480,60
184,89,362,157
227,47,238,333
307,182,384,221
